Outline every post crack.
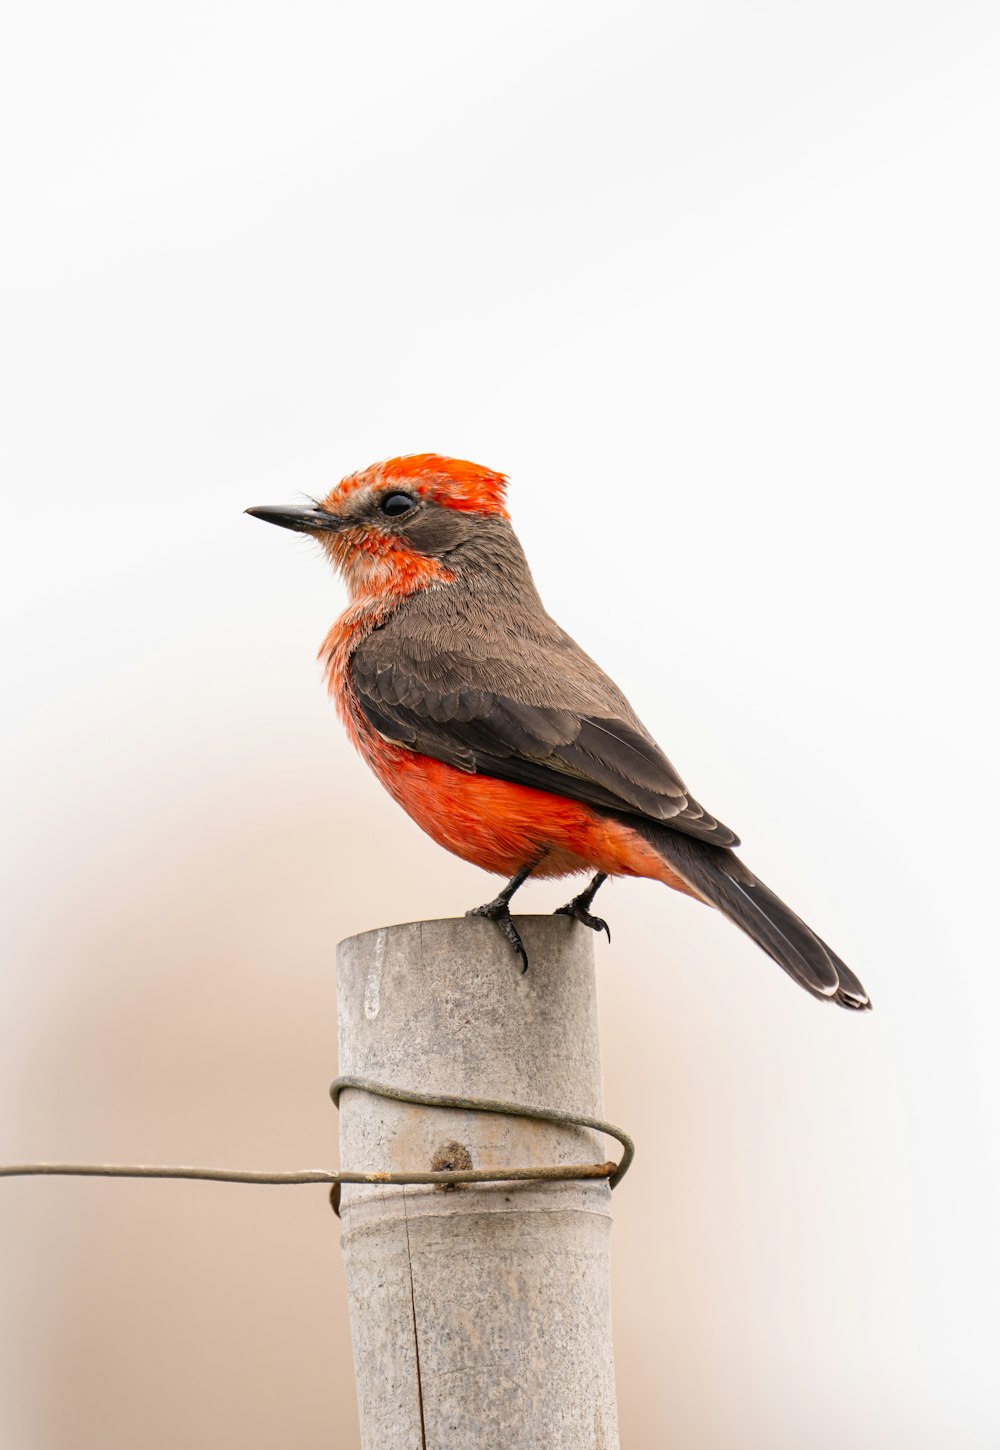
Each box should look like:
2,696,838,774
402,1188,428,1449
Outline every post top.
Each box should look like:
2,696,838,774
336,912,590,953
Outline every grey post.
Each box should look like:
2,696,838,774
336,915,620,1450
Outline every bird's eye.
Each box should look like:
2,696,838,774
380,492,415,517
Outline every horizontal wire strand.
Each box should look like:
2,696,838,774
0,1162,617,1187
1,1074,634,1197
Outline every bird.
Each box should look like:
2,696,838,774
247,454,870,1010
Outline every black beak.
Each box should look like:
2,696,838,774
244,504,343,533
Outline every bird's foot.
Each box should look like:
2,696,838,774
555,899,611,942
467,897,529,973
555,875,612,943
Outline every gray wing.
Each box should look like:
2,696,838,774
349,614,739,848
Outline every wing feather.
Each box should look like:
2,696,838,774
350,633,739,847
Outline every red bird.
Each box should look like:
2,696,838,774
248,454,869,1009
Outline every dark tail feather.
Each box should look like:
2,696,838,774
633,821,871,1010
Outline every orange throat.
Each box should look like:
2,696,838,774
319,557,448,750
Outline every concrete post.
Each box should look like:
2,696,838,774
336,914,620,1450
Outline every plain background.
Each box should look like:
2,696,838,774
2,3,998,1446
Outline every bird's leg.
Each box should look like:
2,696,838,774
555,872,611,942
467,863,534,973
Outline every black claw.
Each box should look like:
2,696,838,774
555,902,612,943
554,872,610,942
467,899,530,973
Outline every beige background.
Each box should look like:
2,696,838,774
2,3,998,1446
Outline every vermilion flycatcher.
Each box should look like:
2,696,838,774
248,454,869,1009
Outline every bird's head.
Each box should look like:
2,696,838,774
246,453,509,597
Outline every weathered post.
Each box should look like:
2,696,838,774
336,914,620,1450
